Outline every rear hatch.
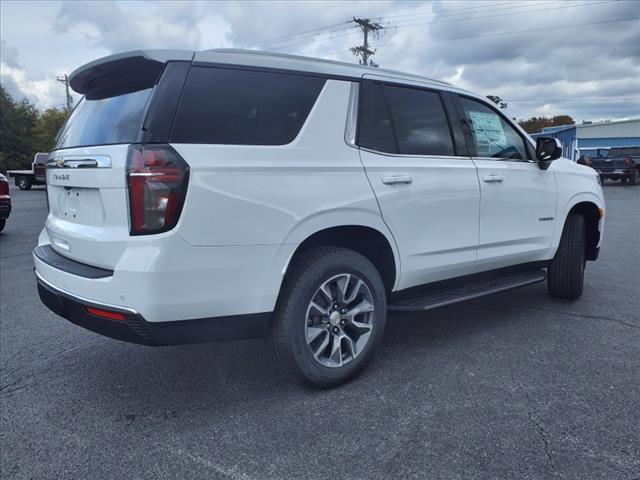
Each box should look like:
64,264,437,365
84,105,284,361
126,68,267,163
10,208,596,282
45,51,191,269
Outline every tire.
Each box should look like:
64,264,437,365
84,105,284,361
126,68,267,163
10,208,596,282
17,176,32,190
273,246,387,388
0,219,5,232
548,213,586,300
630,168,640,186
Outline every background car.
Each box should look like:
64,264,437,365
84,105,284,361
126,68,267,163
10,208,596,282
589,146,640,185
0,173,11,232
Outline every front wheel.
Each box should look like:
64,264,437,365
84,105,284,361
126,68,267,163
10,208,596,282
17,176,32,190
548,213,586,300
630,168,640,186
0,219,5,232
273,247,387,388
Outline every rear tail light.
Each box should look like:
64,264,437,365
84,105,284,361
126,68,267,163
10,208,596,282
127,144,189,235
0,178,8,196
624,157,632,166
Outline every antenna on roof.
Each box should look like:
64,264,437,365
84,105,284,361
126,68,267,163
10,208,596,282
350,18,384,67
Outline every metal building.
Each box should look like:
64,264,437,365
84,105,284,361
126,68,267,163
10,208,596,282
530,118,640,161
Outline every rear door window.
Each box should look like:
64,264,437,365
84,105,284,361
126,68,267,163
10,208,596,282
172,67,326,145
358,81,455,156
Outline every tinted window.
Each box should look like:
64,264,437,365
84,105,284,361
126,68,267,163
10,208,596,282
55,88,152,149
384,85,454,156
358,82,397,153
172,67,326,145
460,97,529,160
358,82,454,156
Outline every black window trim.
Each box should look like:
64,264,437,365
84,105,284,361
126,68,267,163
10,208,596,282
454,93,535,162
355,79,468,159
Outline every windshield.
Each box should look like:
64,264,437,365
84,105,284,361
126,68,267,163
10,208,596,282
54,87,153,150
607,147,640,157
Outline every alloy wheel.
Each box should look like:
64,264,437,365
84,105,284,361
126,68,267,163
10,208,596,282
304,273,375,368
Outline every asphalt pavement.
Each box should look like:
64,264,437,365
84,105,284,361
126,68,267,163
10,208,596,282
1,182,639,480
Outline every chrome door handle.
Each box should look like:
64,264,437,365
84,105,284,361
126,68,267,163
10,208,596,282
483,174,504,183
382,175,412,185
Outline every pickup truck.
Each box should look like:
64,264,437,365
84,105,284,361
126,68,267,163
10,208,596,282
7,152,49,190
589,146,640,185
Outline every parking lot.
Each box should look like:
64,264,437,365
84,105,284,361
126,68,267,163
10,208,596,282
1,183,638,479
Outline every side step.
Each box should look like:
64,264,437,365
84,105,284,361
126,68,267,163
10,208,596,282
388,269,546,312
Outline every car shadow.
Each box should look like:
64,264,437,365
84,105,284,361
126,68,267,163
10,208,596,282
55,282,571,420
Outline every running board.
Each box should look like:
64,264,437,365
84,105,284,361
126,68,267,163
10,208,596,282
388,269,546,312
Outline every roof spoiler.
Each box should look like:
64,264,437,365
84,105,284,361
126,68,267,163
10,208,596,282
69,50,194,95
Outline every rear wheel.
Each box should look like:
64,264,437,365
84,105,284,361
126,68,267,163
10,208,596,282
0,219,5,232
273,247,387,388
17,176,32,190
548,213,586,300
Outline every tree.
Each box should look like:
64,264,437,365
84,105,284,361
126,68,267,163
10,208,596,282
487,95,508,109
0,85,69,173
33,108,68,152
518,115,575,134
0,85,39,172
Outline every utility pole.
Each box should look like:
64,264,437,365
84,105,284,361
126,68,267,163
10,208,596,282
56,74,73,112
350,17,384,67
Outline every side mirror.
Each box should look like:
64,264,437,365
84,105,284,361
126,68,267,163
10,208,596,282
535,137,562,169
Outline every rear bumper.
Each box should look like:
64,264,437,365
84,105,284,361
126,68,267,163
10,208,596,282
36,271,272,346
595,169,633,178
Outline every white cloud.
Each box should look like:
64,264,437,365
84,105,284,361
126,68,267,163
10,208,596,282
0,0,638,120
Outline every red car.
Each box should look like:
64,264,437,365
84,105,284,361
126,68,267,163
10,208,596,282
0,173,11,232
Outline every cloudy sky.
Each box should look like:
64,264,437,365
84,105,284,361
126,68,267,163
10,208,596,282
1,0,639,121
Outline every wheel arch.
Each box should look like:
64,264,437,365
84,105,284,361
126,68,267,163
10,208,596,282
282,224,399,294
562,199,602,261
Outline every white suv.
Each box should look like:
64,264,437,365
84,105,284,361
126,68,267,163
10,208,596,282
35,49,605,387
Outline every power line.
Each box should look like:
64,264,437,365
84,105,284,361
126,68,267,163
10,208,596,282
327,16,640,56
505,96,640,103
377,0,559,23
370,0,556,21
266,0,616,53
387,0,613,29
257,0,553,48
252,20,354,48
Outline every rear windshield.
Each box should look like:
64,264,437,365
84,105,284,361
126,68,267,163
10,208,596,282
607,147,640,157
54,87,152,150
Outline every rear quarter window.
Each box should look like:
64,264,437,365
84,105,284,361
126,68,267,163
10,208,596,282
171,67,326,145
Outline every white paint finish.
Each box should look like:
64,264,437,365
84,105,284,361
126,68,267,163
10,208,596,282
359,150,480,288
35,228,297,321
473,159,558,268
44,144,131,269
172,80,390,248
